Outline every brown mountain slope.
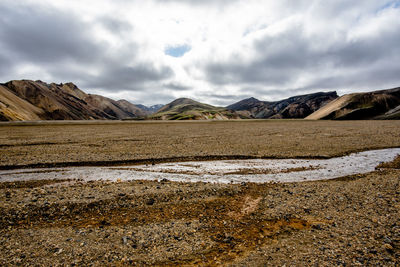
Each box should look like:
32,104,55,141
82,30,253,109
227,92,338,119
84,95,148,119
2,80,105,120
0,80,147,121
151,98,242,120
59,82,89,100
116,100,148,118
0,84,44,121
306,87,400,120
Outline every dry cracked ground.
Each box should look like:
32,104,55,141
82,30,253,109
0,120,400,266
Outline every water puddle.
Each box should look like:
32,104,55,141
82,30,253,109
1,148,399,184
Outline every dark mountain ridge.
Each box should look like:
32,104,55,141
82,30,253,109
227,91,338,119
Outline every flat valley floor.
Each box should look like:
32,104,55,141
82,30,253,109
0,120,400,265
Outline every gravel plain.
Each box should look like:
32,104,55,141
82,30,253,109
0,167,399,266
0,120,400,266
1,120,400,168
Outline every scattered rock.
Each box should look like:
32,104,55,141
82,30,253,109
146,198,155,205
383,243,394,252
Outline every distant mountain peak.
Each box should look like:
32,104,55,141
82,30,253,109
135,103,164,114
169,97,200,105
152,97,240,120
226,97,263,111
175,97,193,101
63,82,79,88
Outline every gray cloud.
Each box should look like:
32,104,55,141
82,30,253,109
0,1,173,96
324,29,400,69
86,65,173,91
127,91,176,106
206,27,315,86
0,52,11,76
198,93,251,106
163,82,191,91
205,13,400,97
152,0,238,5
301,62,400,94
100,17,133,35
0,3,104,64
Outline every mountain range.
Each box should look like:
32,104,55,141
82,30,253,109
227,92,338,119
1,80,399,121
0,80,150,121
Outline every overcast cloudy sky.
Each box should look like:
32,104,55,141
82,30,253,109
1,0,399,106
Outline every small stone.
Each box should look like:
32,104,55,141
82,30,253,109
383,244,393,250
383,243,393,252
383,237,392,244
369,249,377,254
146,198,155,205
100,220,110,226
312,224,322,230
223,236,234,243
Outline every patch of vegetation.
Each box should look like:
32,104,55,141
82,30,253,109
168,113,195,120
175,114,196,120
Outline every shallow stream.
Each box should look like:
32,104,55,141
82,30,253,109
1,148,399,184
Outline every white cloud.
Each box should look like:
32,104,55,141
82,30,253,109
0,0,399,105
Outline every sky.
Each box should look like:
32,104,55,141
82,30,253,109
0,0,400,106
